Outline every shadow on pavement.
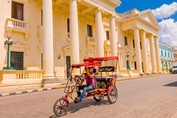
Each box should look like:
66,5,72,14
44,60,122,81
164,81,177,87
70,98,110,113
49,98,110,118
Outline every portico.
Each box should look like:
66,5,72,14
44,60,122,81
119,9,161,75
41,0,119,79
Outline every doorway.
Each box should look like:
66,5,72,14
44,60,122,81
66,56,71,78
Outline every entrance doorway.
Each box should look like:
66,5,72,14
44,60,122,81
142,62,144,72
66,56,71,78
11,51,24,70
134,61,137,70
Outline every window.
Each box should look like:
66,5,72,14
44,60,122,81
106,31,109,40
161,50,163,56
41,53,43,69
124,37,128,45
140,41,142,49
87,25,93,37
67,18,70,33
11,1,24,20
11,51,24,70
133,39,135,48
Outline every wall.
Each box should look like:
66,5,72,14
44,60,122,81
0,0,11,70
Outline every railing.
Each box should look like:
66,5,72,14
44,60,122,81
86,36,95,46
104,40,111,51
111,0,120,4
86,36,95,42
16,70,43,79
120,9,139,19
100,0,120,7
5,18,29,31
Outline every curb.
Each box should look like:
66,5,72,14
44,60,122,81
117,74,170,81
0,87,63,97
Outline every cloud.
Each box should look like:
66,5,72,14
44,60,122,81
158,19,177,46
152,2,177,19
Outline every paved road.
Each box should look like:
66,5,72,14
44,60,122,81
1,74,177,118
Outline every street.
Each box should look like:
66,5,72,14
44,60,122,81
1,74,177,118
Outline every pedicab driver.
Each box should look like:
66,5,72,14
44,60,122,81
74,67,95,103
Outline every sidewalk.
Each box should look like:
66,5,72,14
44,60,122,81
117,73,169,81
0,73,170,97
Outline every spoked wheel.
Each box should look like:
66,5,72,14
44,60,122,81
107,86,118,104
53,97,69,117
93,94,104,102
74,76,84,85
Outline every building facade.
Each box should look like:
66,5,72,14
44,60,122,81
0,0,161,87
173,47,177,61
159,43,174,73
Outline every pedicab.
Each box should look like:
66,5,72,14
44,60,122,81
53,56,118,117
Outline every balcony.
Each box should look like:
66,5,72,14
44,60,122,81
5,18,29,33
104,40,111,52
119,9,140,19
86,36,95,47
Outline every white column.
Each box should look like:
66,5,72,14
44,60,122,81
149,35,157,73
110,16,117,57
95,9,104,57
70,0,80,64
134,27,143,74
140,30,149,74
42,0,54,78
154,36,162,73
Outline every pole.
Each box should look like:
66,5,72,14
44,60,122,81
3,38,13,70
7,41,10,69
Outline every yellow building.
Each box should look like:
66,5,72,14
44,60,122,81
0,0,161,88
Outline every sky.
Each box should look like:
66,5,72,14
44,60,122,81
115,0,177,47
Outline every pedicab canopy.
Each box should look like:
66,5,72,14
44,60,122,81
71,61,101,68
83,56,118,62
71,56,118,68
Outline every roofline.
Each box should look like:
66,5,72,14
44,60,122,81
159,43,173,50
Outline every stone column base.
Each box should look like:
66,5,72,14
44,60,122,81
41,78,62,88
127,70,132,78
144,73,150,75
158,72,163,74
139,73,144,76
152,72,157,74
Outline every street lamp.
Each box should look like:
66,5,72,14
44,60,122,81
125,52,130,70
3,31,14,70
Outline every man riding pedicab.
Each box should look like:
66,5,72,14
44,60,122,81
74,67,95,103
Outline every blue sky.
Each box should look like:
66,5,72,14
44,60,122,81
115,0,177,47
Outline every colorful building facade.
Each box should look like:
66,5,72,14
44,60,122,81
159,43,174,72
0,0,161,88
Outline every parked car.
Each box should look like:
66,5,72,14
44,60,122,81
172,62,177,74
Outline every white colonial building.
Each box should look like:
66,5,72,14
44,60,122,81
0,0,162,88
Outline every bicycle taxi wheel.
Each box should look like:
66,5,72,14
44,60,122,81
94,95,104,102
53,97,69,117
107,86,118,104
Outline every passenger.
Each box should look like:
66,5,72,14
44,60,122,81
74,67,95,103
